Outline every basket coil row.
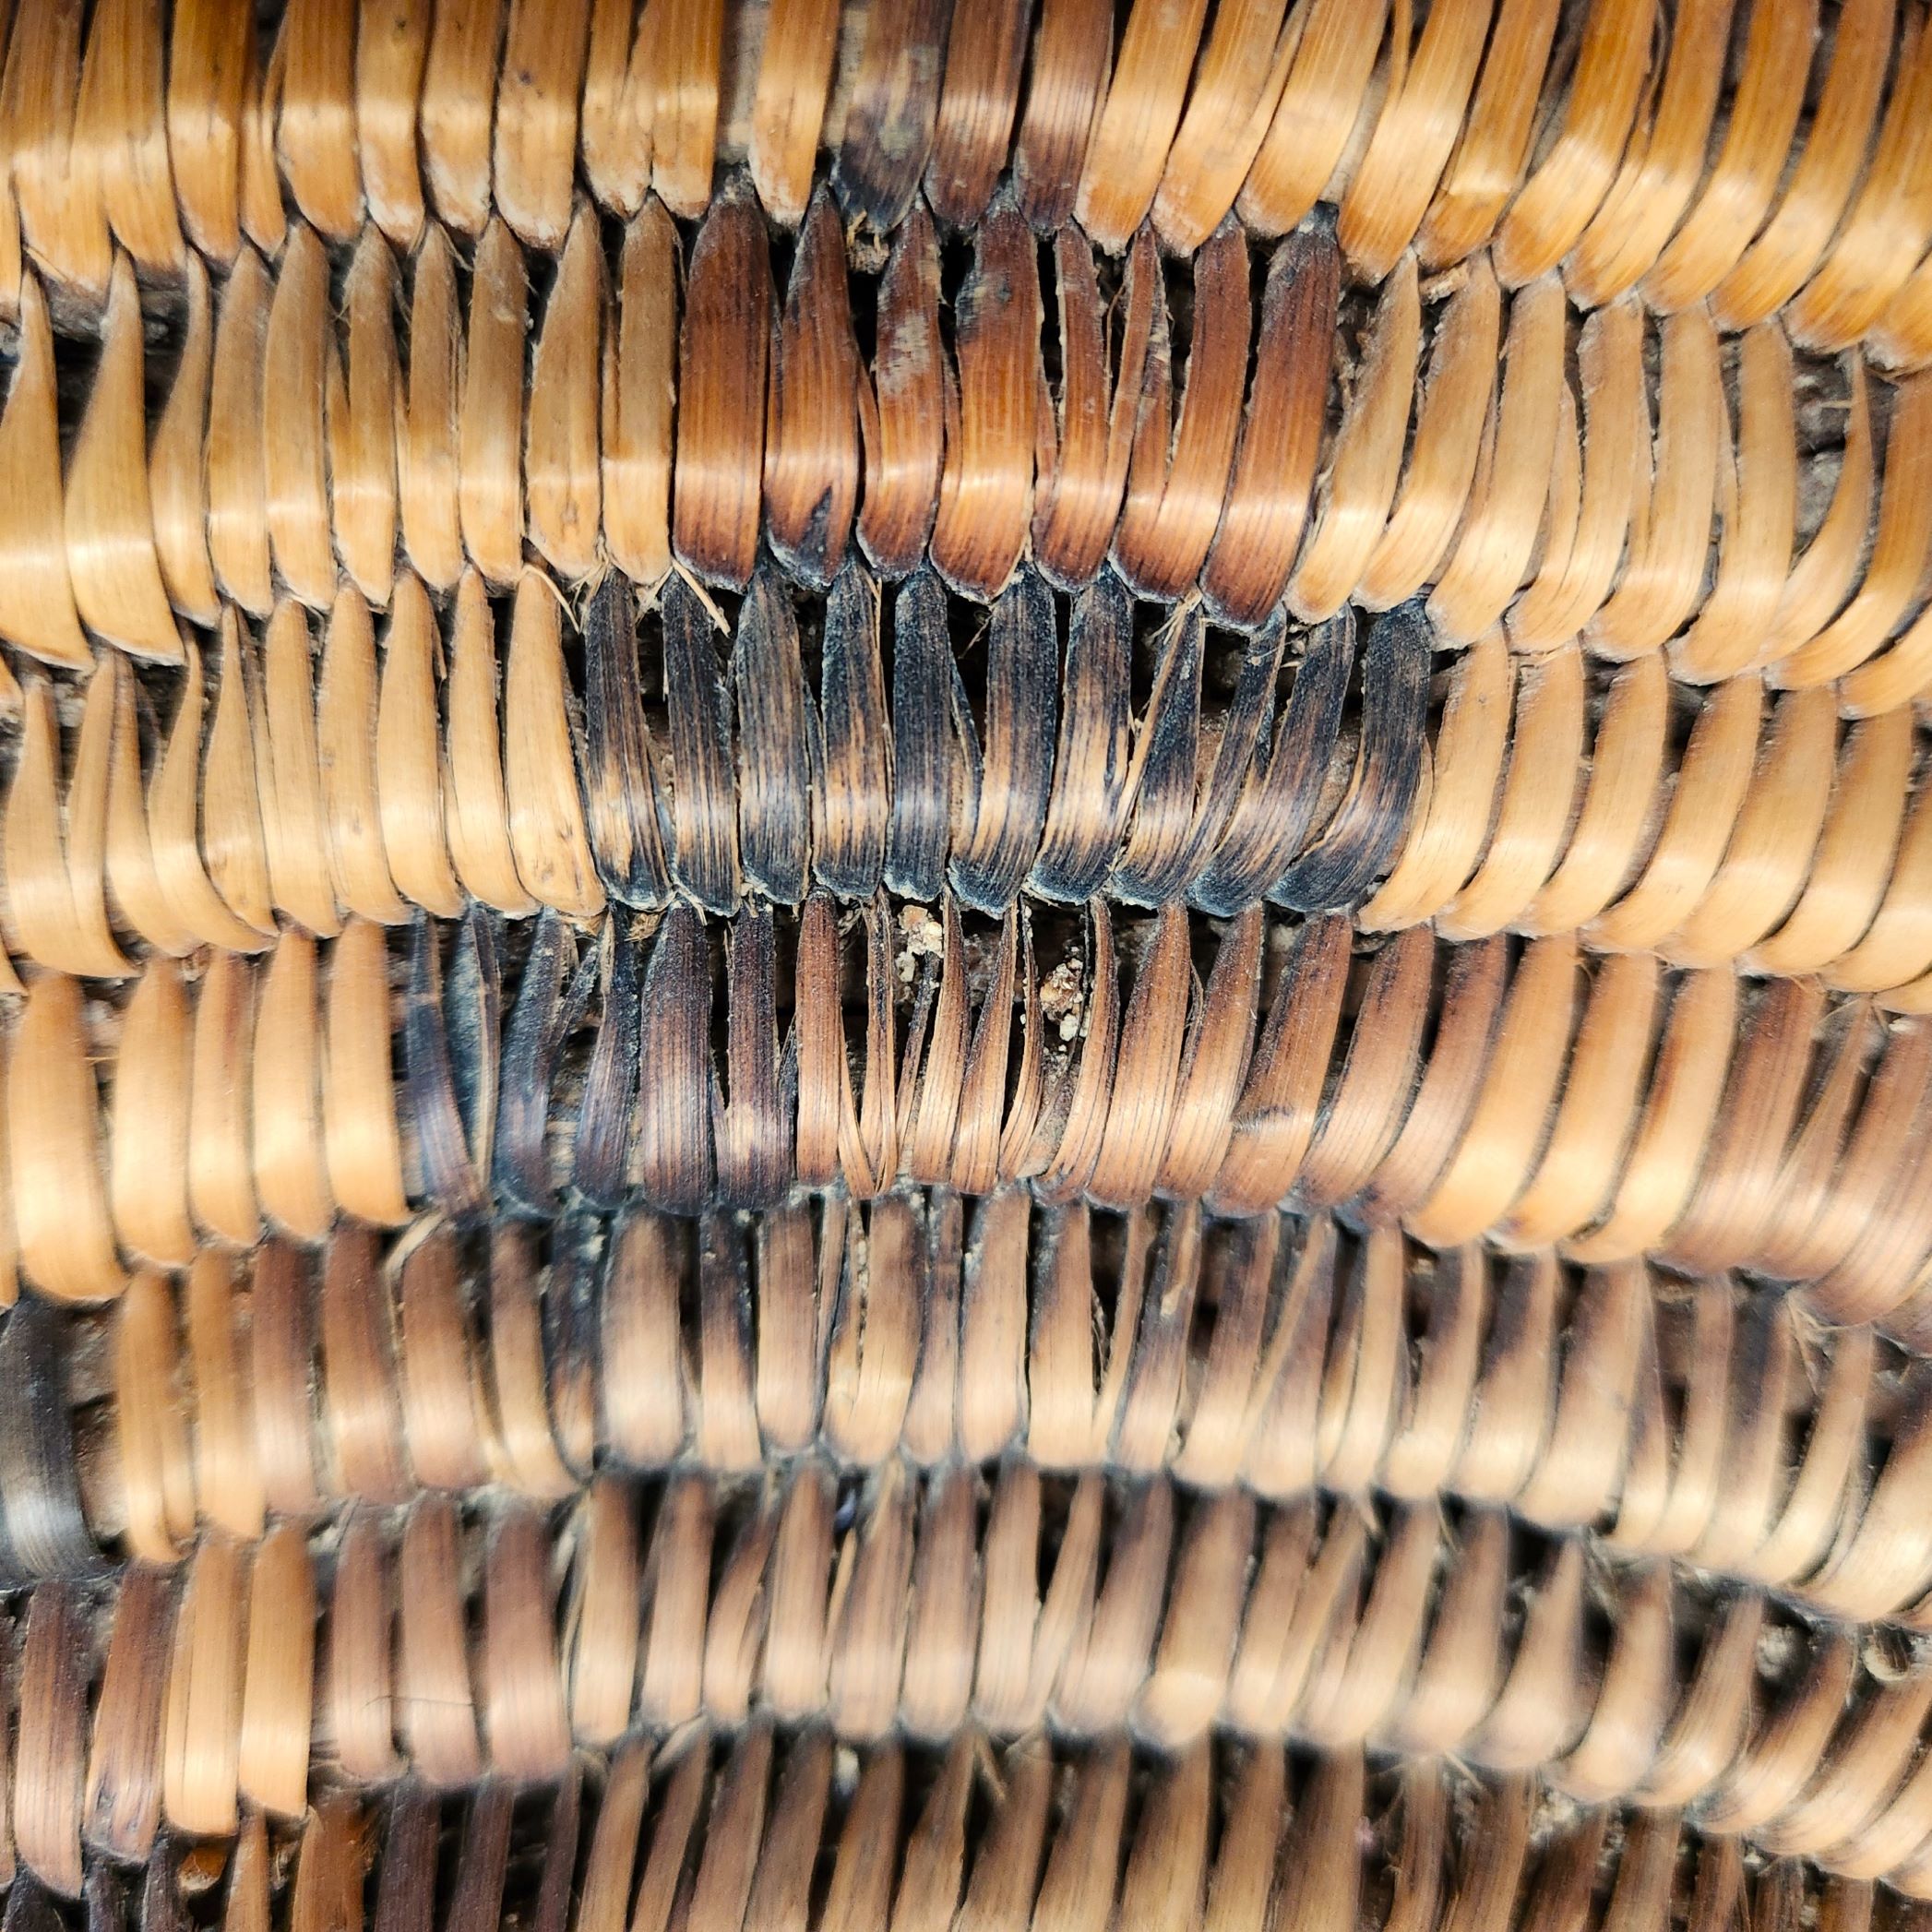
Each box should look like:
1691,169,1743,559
11,1471,1932,1870
9,578,1932,996
10,0,1932,355
6,1749,1908,1932
31,1212,1931,1630
11,911,1932,1335
6,207,1932,699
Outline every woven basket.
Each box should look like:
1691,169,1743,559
4,0,1932,1923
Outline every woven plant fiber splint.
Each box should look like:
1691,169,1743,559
7,0,1932,1925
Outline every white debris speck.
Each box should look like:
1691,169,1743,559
1041,960,1084,1041
895,903,945,984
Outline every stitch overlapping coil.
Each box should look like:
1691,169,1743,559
6,0,1932,1924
